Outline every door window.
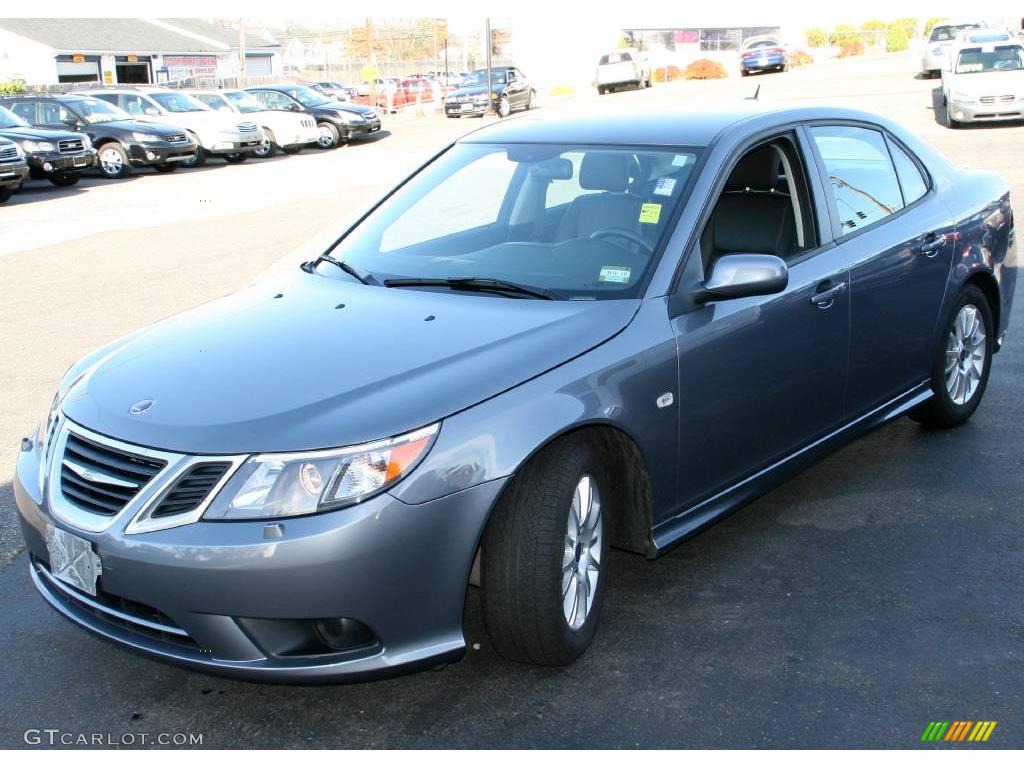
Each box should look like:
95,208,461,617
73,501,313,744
37,101,75,126
120,94,149,115
251,90,294,110
810,125,904,234
887,139,929,206
7,101,36,123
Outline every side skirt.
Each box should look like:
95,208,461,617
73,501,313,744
648,382,933,556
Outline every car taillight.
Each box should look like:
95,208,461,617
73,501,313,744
768,47,783,55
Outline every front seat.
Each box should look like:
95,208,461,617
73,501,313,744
556,153,641,241
707,145,797,266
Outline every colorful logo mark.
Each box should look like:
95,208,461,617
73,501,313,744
921,721,997,743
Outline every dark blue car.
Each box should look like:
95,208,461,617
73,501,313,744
741,35,789,75
15,104,1016,682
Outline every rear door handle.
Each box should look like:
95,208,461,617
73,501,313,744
921,233,946,256
811,281,847,309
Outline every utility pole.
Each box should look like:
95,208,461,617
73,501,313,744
238,17,246,80
485,17,492,114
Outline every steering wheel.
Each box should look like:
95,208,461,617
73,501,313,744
589,227,654,255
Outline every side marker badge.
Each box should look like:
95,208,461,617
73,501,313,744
656,392,674,409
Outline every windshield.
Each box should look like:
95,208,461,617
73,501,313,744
149,92,208,113
326,143,701,300
955,44,1024,73
280,85,329,107
223,91,264,112
461,69,509,86
71,97,129,123
0,105,28,128
744,38,779,50
930,24,980,42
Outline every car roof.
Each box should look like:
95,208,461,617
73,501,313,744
457,104,878,148
956,29,1015,44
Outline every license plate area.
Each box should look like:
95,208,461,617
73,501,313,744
73,155,88,167
461,103,474,113
46,525,102,596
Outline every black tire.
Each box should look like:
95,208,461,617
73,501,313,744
223,152,248,164
646,76,653,87
96,142,131,179
946,104,963,129
48,173,79,187
525,90,534,110
910,284,993,429
253,129,276,159
597,86,606,95
181,144,207,168
152,163,178,173
741,69,750,77
481,434,610,666
316,122,340,149
0,186,12,203
498,96,511,118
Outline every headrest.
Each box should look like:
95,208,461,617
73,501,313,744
726,145,780,191
579,153,636,192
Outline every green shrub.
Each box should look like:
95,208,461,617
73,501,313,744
682,59,728,80
830,24,860,47
886,23,909,52
0,79,25,96
804,27,828,48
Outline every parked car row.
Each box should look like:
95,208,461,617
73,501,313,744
0,84,384,202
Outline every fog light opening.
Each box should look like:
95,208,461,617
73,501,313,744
313,617,376,652
145,151,156,161
43,162,53,172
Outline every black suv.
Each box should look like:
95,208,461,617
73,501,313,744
0,104,95,187
245,84,381,149
0,136,29,203
1,94,197,178
444,67,536,118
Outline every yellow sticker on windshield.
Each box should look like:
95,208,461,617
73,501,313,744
639,202,662,224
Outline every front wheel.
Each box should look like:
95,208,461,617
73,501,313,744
48,173,79,187
252,129,276,158
910,285,992,429
181,145,207,168
946,104,963,129
97,143,131,178
316,122,340,149
497,96,511,118
481,435,609,666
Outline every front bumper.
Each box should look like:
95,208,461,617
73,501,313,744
15,419,503,683
126,140,198,166
948,99,1024,123
203,133,264,155
0,159,29,187
346,117,383,137
444,101,489,117
281,127,322,149
25,149,96,175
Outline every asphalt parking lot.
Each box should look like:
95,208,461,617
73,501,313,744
2,52,1022,748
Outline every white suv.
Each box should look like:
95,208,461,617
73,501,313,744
77,87,264,167
187,89,319,158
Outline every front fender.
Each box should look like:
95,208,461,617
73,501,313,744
392,298,680,528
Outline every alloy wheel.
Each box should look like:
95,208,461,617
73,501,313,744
945,304,987,405
317,126,335,148
561,474,602,631
99,147,123,176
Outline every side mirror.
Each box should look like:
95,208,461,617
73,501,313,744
63,116,82,128
697,253,788,301
144,106,159,116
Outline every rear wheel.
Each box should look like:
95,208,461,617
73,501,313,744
481,435,609,666
97,143,131,178
910,285,992,428
48,173,79,187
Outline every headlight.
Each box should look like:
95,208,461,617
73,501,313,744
338,112,367,125
22,140,56,153
952,91,975,103
204,423,439,520
131,131,161,142
36,370,87,490
474,94,488,103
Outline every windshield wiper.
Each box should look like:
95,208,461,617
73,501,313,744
383,276,555,300
303,254,381,286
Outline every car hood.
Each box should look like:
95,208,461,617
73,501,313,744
138,110,239,132
62,270,640,454
450,84,504,97
948,70,1024,95
102,119,187,136
331,102,377,117
0,126,81,141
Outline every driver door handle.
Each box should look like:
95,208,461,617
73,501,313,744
921,233,946,256
811,280,847,308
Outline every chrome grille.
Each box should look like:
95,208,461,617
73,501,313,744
58,138,85,153
237,121,258,133
151,462,230,518
165,133,187,143
0,145,18,161
979,95,1015,104
60,432,165,516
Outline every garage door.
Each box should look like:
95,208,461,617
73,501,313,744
245,54,273,76
56,59,100,83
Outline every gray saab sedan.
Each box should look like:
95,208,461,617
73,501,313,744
15,105,1016,682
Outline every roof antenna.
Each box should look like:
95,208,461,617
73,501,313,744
746,85,761,101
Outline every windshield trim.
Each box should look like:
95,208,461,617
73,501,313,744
321,140,706,301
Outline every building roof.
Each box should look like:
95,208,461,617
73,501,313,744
0,18,231,53
154,19,281,51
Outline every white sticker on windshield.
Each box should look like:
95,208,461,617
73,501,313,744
599,266,632,284
653,177,676,196
672,154,690,167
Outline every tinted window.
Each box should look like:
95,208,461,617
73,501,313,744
930,24,980,42
251,90,295,110
36,101,74,126
8,101,36,123
887,140,928,205
955,44,1024,73
120,94,149,115
811,126,904,234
